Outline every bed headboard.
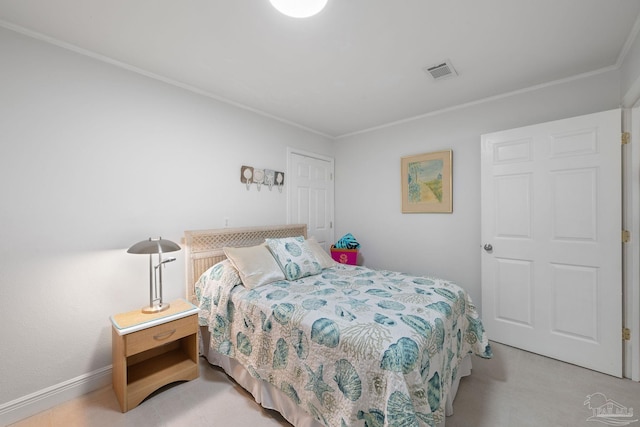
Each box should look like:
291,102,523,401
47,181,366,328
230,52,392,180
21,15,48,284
184,224,308,303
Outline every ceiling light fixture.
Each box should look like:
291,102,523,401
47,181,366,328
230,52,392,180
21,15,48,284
270,0,328,18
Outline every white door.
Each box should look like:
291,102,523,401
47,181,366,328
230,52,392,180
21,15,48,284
481,109,622,377
287,150,334,250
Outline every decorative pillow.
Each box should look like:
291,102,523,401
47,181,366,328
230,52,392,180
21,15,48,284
305,237,337,269
194,259,241,325
266,236,322,281
195,259,241,300
206,258,241,284
223,244,286,289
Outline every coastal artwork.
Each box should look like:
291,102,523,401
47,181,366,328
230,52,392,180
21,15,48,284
401,150,452,213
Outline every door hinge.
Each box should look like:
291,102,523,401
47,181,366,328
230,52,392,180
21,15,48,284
622,132,630,145
623,327,631,341
622,230,631,243
330,221,333,228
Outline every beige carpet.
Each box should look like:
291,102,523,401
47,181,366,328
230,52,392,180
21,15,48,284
11,342,640,427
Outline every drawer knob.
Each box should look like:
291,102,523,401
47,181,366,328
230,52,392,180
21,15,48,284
153,329,176,341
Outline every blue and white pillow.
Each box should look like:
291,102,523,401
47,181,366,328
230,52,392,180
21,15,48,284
194,259,241,325
266,236,322,281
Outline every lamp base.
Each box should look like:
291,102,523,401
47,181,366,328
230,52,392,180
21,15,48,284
141,302,171,314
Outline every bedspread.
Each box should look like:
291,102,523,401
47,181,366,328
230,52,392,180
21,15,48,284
196,263,491,427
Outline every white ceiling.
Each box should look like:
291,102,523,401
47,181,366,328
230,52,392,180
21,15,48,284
1,0,640,138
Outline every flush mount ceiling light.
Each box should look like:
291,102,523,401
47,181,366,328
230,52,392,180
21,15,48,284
270,0,328,18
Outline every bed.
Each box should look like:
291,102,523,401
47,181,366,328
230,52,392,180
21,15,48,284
185,224,492,427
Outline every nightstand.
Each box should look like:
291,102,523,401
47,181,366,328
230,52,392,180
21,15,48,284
110,299,199,412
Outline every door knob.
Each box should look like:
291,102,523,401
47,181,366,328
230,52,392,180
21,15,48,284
483,244,493,252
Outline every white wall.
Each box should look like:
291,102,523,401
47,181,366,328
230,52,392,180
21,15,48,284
621,21,640,107
0,26,333,413
333,70,622,314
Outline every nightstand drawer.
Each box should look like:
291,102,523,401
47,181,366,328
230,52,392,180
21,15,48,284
125,315,197,356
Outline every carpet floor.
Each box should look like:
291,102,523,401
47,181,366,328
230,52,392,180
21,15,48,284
10,342,640,427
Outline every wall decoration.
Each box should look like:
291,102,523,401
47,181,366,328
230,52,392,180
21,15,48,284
241,165,254,190
264,169,275,190
253,168,265,191
275,171,284,193
401,150,452,213
241,166,284,192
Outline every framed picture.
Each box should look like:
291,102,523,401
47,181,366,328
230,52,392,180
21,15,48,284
401,150,452,213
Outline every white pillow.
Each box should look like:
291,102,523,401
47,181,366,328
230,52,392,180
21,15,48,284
223,244,285,289
265,236,322,281
305,237,337,269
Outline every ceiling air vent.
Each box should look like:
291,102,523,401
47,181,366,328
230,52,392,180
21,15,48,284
423,60,458,81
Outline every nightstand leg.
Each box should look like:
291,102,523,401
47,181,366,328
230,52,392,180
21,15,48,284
112,327,127,412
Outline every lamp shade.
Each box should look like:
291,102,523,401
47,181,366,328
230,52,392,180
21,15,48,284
269,0,328,18
127,238,180,255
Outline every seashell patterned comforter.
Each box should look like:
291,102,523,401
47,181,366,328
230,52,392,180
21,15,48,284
196,261,492,427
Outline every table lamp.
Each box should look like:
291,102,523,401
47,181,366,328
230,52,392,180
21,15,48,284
127,237,181,313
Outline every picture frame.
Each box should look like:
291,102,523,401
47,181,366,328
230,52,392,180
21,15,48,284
401,150,452,213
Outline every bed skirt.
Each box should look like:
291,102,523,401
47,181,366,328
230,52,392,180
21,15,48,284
200,326,470,427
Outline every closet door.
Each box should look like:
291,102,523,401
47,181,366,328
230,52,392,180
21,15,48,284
481,109,622,377
287,149,334,250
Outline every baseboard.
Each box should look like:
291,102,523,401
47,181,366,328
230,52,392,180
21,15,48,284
0,365,112,426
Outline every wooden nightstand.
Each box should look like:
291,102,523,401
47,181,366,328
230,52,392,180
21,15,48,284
110,299,199,412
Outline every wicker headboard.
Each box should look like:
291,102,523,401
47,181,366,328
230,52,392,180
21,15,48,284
184,224,308,303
